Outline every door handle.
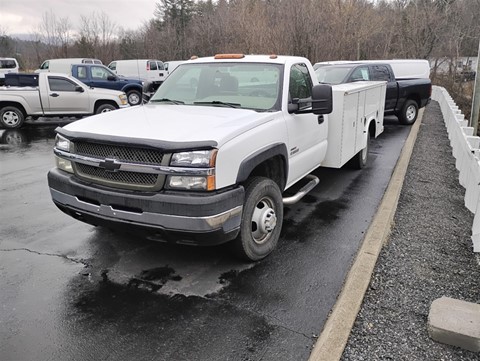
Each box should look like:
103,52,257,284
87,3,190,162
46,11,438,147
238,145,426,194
50,93,59,97
317,115,324,124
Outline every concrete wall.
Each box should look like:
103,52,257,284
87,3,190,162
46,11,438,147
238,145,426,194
432,86,480,252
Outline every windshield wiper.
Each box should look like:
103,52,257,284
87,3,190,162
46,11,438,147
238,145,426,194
150,98,185,104
193,101,241,108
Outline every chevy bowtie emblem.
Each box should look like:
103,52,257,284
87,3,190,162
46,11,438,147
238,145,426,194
99,158,121,172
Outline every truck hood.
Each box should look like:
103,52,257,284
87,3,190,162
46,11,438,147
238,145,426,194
62,104,278,148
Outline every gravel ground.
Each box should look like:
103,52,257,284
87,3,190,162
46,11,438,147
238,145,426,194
341,101,480,361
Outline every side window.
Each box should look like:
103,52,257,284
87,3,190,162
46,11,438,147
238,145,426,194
0,60,17,69
77,66,87,79
108,62,116,71
289,63,313,109
91,66,110,79
372,65,391,81
149,61,158,70
48,77,77,92
350,66,369,81
157,61,165,70
40,61,49,70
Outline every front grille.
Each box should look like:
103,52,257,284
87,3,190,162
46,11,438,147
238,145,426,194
76,163,158,186
72,141,166,191
75,142,163,164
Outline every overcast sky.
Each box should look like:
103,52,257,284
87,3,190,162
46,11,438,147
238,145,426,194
1,0,158,36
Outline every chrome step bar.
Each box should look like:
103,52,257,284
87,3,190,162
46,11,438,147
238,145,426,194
283,174,320,205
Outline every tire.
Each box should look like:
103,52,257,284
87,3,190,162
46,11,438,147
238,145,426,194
231,177,283,261
1,129,27,146
126,90,142,106
352,131,370,169
398,99,418,125
0,106,25,129
95,103,117,114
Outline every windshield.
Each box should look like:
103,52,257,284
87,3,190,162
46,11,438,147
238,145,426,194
150,62,283,111
315,66,354,84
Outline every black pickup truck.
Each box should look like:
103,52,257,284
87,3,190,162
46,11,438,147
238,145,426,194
314,62,431,125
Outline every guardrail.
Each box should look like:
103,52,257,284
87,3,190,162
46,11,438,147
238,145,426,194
431,86,479,252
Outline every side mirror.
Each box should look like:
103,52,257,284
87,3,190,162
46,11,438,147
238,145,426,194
75,86,85,93
107,75,116,81
288,99,299,113
312,84,332,115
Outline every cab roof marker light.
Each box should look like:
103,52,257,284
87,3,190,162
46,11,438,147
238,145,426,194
214,54,245,60
269,54,278,59
190,55,198,60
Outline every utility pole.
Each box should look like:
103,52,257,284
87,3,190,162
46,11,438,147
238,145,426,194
470,39,480,135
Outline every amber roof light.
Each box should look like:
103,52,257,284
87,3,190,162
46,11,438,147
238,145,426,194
214,54,245,59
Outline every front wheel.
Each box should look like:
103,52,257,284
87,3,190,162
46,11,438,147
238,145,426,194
0,106,25,129
398,99,418,125
231,177,283,261
95,103,117,114
126,90,142,106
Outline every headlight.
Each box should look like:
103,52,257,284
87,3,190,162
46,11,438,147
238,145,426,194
167,176,212,190
55,156,74,173
119,93,128,105
170,150,217,167
55,134,71,152
168,149,217,190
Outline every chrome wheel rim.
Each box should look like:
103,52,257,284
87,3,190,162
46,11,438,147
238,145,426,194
406,105,416,121
3,111,20,126
251,196,277,244
128,93,140,105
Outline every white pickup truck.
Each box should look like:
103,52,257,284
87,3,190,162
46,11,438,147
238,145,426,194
0,72,129,128
48,54,386,261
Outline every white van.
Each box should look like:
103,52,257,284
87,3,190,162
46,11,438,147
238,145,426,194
164,60,186,76
107,59,166,84
36,58,102,73
0,58,20,85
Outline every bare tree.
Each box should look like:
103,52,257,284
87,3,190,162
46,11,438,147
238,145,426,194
77,12,118,62
36,10,73,58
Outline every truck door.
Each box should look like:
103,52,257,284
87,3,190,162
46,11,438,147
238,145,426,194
284,63,328,184
370,65,397,111
44,76,89,113
88,65,120,91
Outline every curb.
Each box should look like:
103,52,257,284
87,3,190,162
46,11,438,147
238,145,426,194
308,109,424,361
428,296,480,353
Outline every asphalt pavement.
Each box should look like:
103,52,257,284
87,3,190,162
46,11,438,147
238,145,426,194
1,101,479,360
338,100,480,360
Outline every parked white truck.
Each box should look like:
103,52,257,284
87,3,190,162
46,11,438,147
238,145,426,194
0,73,129,128
48,54,386,261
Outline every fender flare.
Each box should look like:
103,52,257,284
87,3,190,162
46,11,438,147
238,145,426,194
121,84,143,94
235,143,288,186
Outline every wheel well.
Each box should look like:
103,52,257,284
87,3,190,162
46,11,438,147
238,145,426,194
368,118,376,137
247,155,286,191
0,102,27,117
406,94,421,107
123,86,142,94
94,100,118,112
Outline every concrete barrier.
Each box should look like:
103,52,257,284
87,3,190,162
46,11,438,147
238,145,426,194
432,86,480,252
